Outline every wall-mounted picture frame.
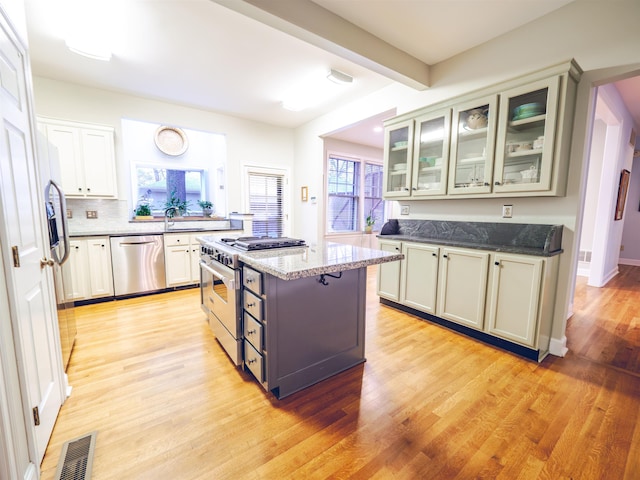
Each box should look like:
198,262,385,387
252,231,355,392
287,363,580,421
301,186,308,202
614,169,630,221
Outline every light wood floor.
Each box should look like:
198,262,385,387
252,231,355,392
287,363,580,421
40,266,640,479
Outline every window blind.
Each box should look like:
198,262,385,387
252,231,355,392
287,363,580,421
248,172,284,237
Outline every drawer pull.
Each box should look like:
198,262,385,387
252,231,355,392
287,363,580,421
247,302,256,307
247,278,254,283
247,329,256,335
247,358,257,364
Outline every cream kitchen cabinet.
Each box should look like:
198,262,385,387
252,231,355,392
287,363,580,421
436,247,489,330
383,60,581,200
69,237,114,300
376,239,402,301
485,252,558,349
383,120,414,197
400,242,439,314
164,233,206,287
410,109,452,196
37,117,117,198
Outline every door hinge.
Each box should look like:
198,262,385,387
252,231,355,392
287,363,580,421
12,246,20,267
33,406,40,426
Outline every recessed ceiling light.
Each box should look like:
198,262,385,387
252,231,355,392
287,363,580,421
373,126,383,133
327,69,353,85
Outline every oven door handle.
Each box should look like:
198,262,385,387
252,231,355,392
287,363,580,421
200,261,236,290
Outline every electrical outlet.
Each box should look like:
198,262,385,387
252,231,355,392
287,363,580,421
502,205,513,218
400,205,410,215
86,210,98,219
66,209,72,219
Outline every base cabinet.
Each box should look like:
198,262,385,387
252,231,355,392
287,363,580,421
377,239,558,359
69,237,114,300
437,247,489,330
400,242,439,314
376,239,402,301
164,233,208,287
242,265,366,399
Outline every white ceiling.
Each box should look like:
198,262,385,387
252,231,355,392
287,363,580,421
23,0,640,149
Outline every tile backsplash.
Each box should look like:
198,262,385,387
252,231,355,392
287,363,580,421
66,198,233,234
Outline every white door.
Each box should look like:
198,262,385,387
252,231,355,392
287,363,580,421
0,17,63,465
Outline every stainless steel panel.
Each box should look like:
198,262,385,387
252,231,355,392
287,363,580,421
243,265,262,295
110,235,166,296
209,312,242,366
243,312,263,352
244,290,262,322
200,260,240,337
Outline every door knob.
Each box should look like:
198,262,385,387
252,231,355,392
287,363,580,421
40,258,54,268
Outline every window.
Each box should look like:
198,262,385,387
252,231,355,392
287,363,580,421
123,118,227,217
248,172,284,237
135,167,205,215
327,154,384,233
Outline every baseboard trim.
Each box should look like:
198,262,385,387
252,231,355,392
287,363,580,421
549,336,568,357
619,258,640,266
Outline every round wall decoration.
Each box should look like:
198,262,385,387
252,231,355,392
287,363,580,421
154,126,188,156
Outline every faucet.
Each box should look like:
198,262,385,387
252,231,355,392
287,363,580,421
164,206,178,231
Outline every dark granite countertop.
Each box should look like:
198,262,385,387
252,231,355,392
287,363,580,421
378,220,563,257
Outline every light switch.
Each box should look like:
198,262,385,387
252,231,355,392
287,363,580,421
400,205,410,215
86,210,98,219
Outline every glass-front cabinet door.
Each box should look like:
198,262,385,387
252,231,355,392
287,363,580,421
411,109,451,196
494,77,560,193
383,120,414,197
448,95,498,195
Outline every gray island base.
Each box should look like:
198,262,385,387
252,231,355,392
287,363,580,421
198,238,403,399
261,267,367,399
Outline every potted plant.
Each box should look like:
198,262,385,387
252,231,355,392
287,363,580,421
198,200,214,217
365,213,376,234
134,203,153,220
164,190,190,218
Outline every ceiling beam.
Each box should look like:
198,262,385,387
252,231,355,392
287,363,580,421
211,0,430,90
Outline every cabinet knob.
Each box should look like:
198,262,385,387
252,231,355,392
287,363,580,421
494,181,501,186
443,254,448,258
78,188,82,192
101,244,105,247
495,261,500,266
484,182,490,186
412,187,417,191
87,188,91,192
432,253,437,257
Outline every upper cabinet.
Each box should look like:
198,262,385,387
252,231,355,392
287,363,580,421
383,60,581,200
38,117,117,199
449,95,498,195
383,119,414,197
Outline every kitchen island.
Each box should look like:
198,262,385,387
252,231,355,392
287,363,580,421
198,237,403,399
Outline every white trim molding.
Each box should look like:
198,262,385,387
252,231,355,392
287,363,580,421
549,336,568,357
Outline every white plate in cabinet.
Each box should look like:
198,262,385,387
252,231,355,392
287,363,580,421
486,253,543,348
436,247,489,330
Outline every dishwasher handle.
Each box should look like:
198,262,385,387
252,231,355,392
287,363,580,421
119,240,157,246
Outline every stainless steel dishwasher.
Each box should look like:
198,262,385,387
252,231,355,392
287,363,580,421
110,235,166,296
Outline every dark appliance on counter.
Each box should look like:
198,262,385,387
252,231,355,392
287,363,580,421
199,236,306,365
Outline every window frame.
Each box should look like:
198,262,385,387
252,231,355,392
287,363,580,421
325,151,385,236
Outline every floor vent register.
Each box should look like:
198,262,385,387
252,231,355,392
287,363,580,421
53,431,97,480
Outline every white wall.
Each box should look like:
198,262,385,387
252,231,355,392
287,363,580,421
579,119,606,255
31,77,296,226
621,156,640,265
291,0,640,353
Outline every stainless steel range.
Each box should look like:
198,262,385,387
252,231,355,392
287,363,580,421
199,236,306,365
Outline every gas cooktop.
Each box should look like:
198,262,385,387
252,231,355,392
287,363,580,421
218,236,307,251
